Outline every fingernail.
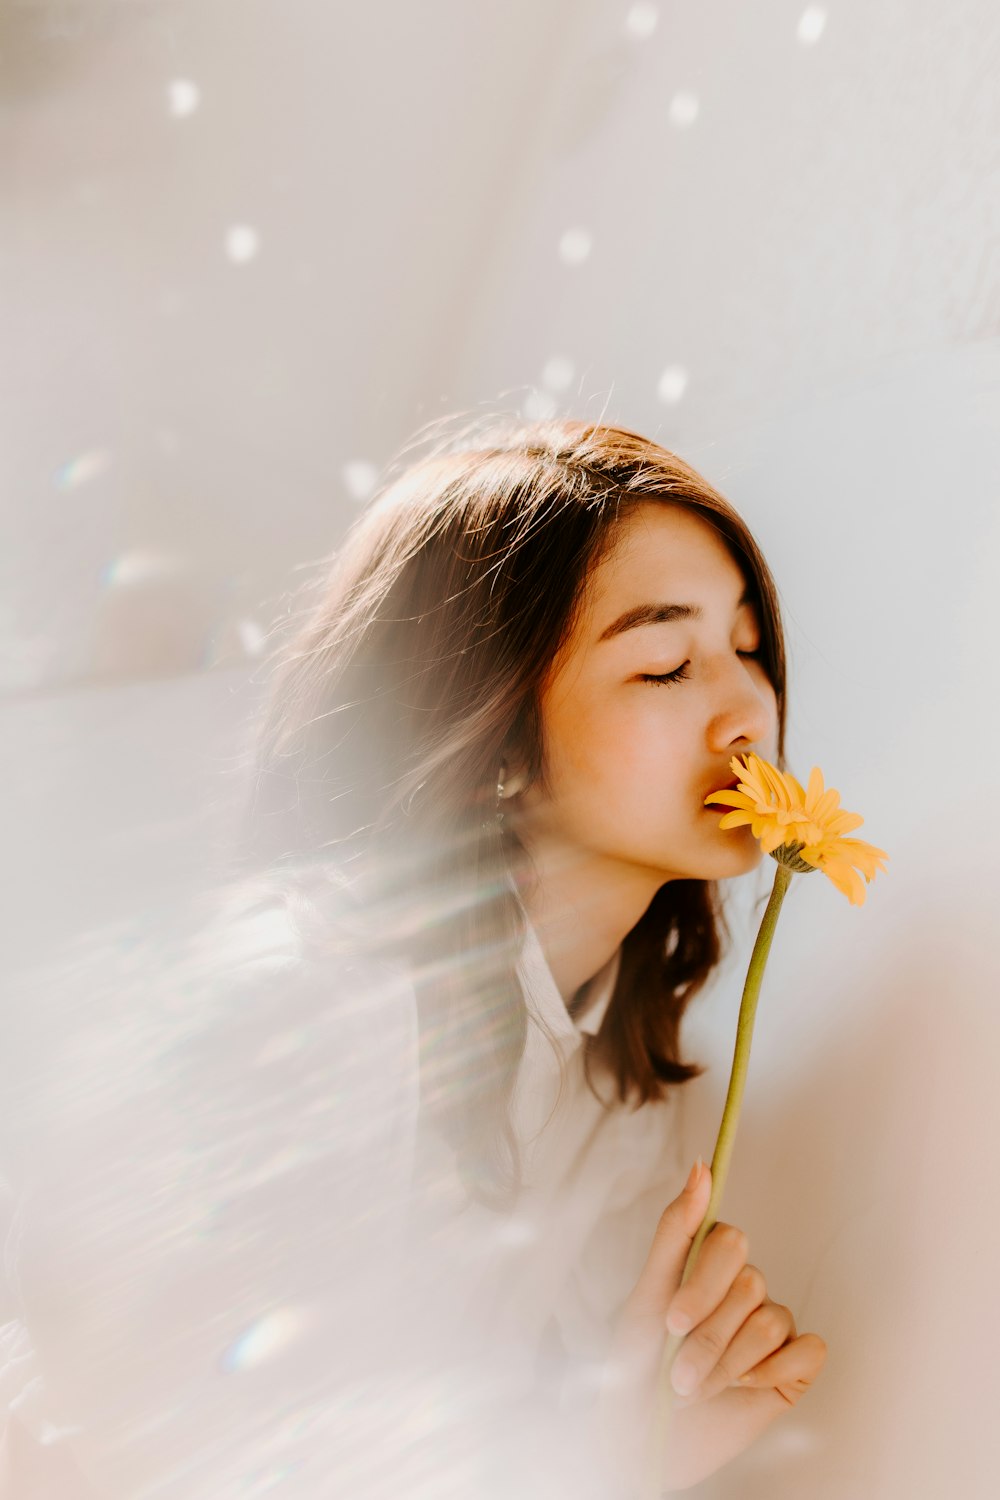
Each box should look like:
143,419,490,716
684,1155,702,1193
666,1309,692,1336
672,1359,697,1396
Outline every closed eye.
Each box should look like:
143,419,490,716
642,648,761,685
639,663,691,687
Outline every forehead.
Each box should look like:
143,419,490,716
540,502,751,695
583,501,747,626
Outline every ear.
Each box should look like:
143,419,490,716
502,766,529,799
498,757,530,800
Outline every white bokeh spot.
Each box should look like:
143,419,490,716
225,225,260,264
167,79,200,118
669,92,700,128
495,1216,539,1249
558,227,592,266
522,389,557,421
657,365,689,404
220,1306,308,1373
624,3,659,40
55,448,112,490
103,549,184,587
342,460,378,502
541,356,575,393
236,618,267,658
797,7,827,44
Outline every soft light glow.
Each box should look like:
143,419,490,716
541,355,575,392
220,1306,308,1373
624,3,659,40
797,6,827,44
342,460,378,501
225,224,260,264
494,1216,539,1249
522,388,557,421
100,550,183,588
770,1424,823,1453
55,448,112,489
669,92,700,128
657,365,689,404
167,79,200,117
237,618,267,657
558,227,592,266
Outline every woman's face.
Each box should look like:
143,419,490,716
512,501,780,886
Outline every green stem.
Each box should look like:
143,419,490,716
641,860,793,1500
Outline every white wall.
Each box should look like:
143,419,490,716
3,2,999,1495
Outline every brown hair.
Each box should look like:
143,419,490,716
241,416,787,1210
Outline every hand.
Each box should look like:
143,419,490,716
595,1161,827,1494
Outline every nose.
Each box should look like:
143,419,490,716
705,659,777,757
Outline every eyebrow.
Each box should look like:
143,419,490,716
597,586,753,643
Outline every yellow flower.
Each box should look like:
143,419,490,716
705,752,888,905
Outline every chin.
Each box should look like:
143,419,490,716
706,835,765,880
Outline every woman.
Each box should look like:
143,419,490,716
0,414,826,1497
241,415,829,1495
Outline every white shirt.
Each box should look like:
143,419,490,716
399,899,689,1390
0,870,693,1498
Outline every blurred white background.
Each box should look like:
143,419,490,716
2,1,999,1495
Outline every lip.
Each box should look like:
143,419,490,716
702,783,742,817
703,776,741,804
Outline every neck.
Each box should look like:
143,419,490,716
511,840,667,1004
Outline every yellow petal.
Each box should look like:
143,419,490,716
759,760,793,808
811,788,842,823
826,810,865,835
785,772,808,806
735,757,769,804
835,835,888,860
805,766,825,808
704,790,756,809
792,820,825,846
710,752,887,894
820,859,867,906
830,837,889,876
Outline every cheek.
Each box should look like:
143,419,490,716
544,698,619,786
546,685,691,794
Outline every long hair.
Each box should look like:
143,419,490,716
239,416,787,1210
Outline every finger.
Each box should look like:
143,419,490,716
665,1219,749,1337
734,1331,828,1406
667,1266,769,1398
681,1296,795,1403
626,1159,713,1319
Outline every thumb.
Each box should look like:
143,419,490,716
629,1158,712,1318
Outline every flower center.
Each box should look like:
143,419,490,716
770,840,819,874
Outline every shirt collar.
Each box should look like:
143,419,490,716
573,942,621,1036
509,880,621,1048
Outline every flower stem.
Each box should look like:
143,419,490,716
642,861,793,1500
